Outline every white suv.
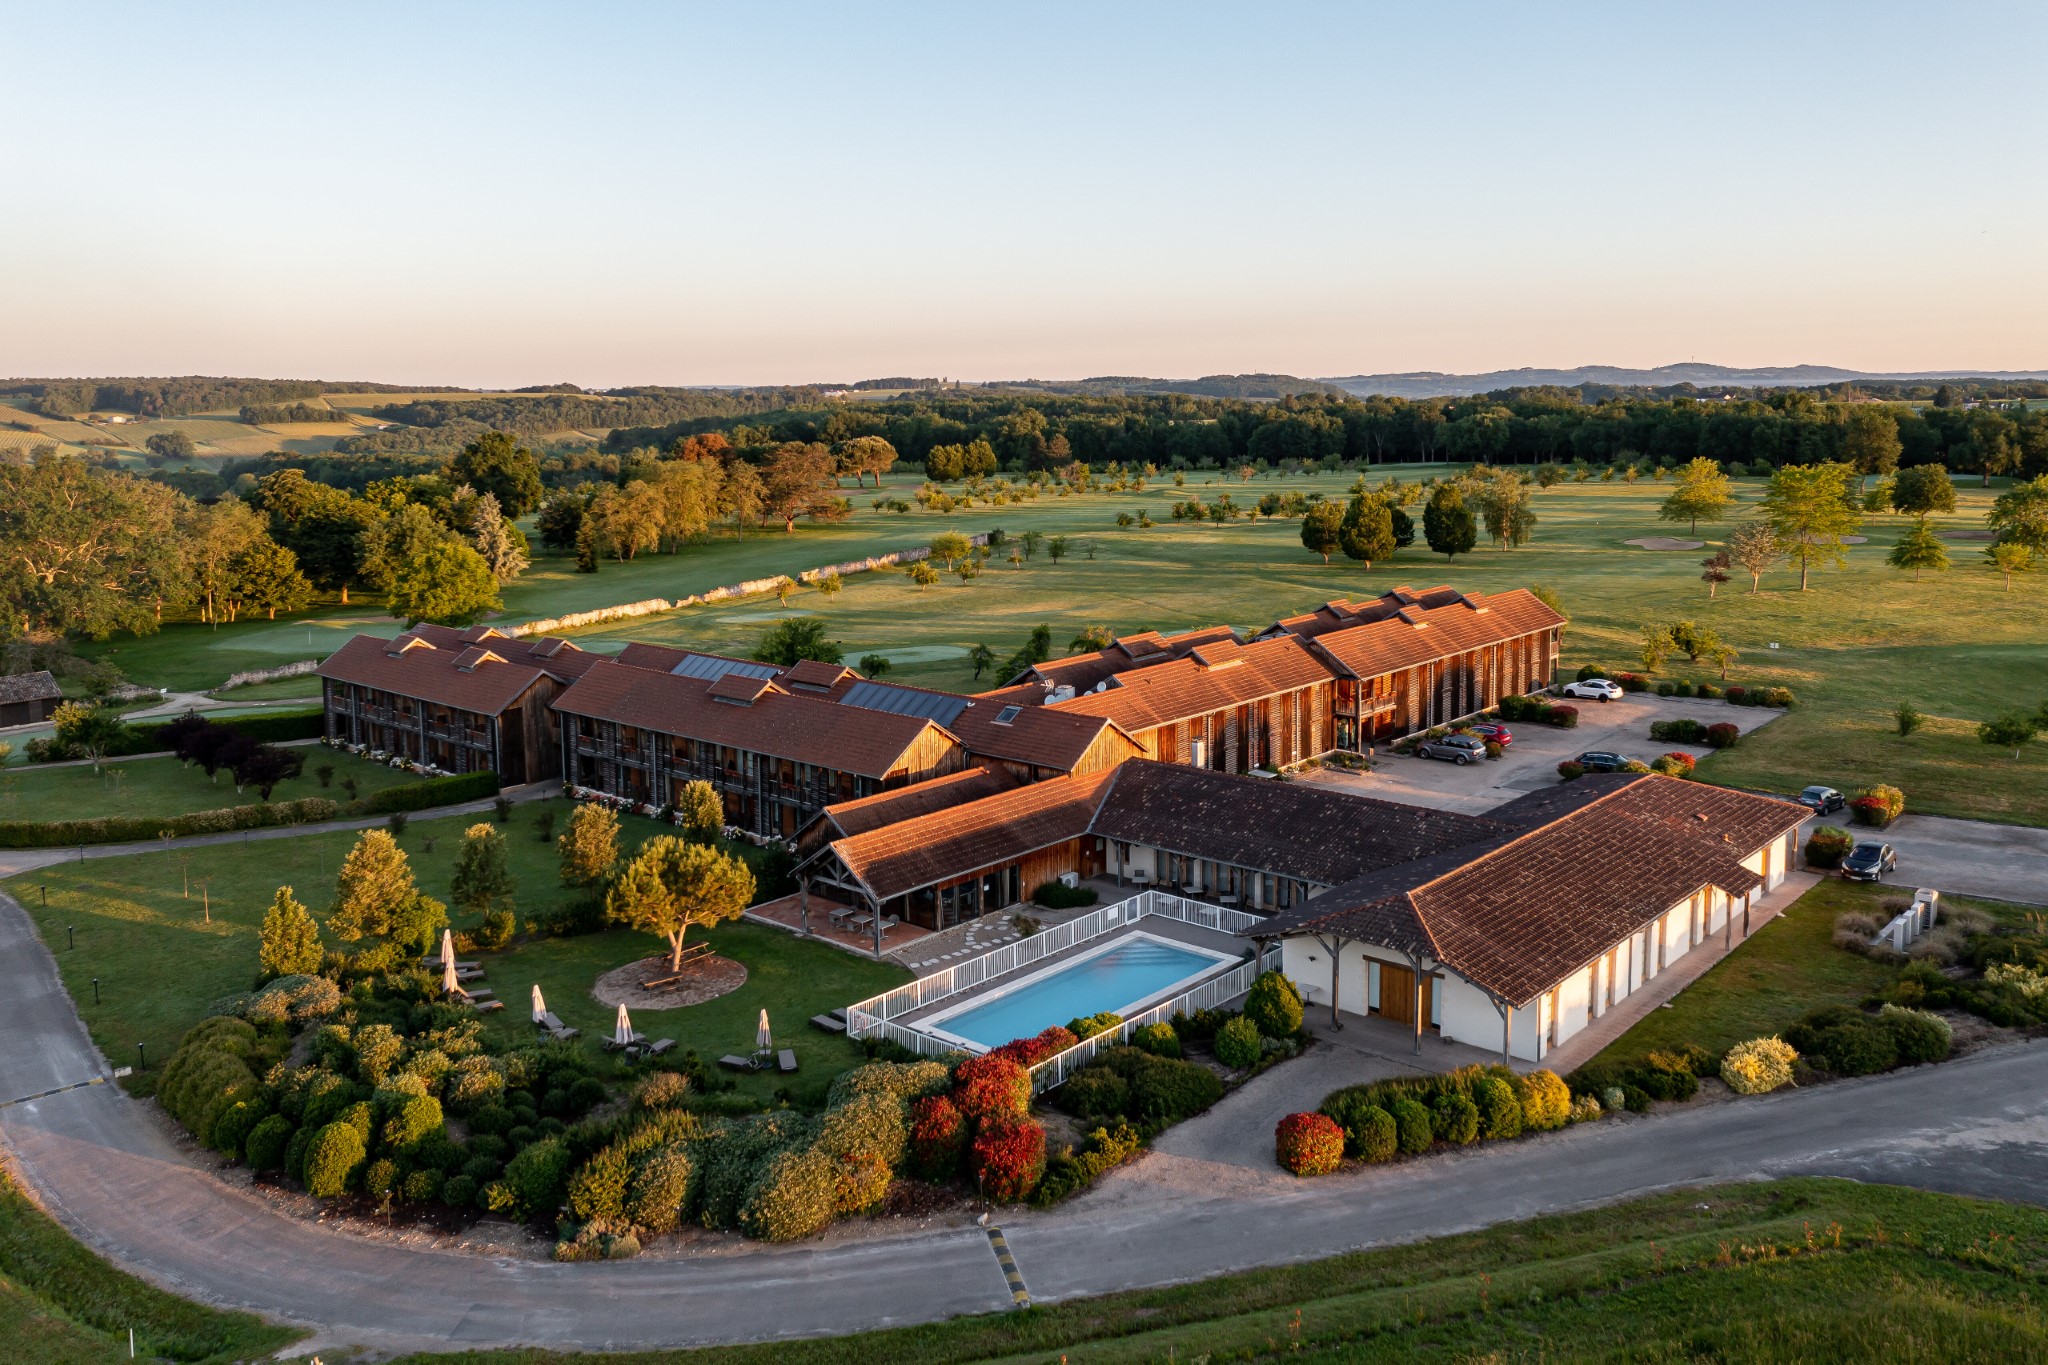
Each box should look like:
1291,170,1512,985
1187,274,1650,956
1561,678,1624,702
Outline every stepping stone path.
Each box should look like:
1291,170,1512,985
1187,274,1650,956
894,913,1027,972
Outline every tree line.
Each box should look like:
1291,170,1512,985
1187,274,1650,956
0,377,417,419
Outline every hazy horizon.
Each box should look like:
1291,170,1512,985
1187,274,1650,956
6,2,2044,386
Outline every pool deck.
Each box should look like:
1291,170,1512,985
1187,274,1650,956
890,915,1256,1032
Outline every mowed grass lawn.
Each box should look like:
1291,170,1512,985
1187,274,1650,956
1590,878,2019,1066
392,1179,2048,1364
0,747,410,824
6,803,906,1103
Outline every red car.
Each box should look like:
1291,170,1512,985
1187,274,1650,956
1466,722,1514,746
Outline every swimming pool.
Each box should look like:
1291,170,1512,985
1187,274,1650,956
921,932,1239,1052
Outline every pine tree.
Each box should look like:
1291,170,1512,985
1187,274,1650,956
1338,496,1396,568
558,802,620,888
327,829,418,942
467,492,530,583
259,885,323,977
451,822,514,915
677,780,724,843
605,836,756,970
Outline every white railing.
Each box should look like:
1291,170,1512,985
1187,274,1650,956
841,889,1274,1066
1026,945,1280,1092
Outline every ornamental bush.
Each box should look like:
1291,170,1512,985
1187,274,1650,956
1274,1112,1345,1176
565,1146,632,1223
1650,752,1695,778
402,1169,442,1204
442,1174,478,1209
739,1147,838,1242
1243,971,1305,1038
971,1117,1046,1202
1066,1011,1124,1041
1031,1122,1143,1207
243,1114,293,1171
1720,1036,1798,1094
1784,1006,1898,1077
1805,825,1854,869
1851,784,1906,828
625,1147,696,1234
361,1158,400,1199
1512,1071,1571,1130
1704,721,1739,748
1472,1076,1522,1140
825,1059,951,1109
830,1152,892,1215
816,1092,908,1172
1213,1016,1262,1069
1053,1067,1130,1123
1430,1092,1480,1145
1697,682,1723,700
303,1121,367,1198
907,1095,969,1179
1649,718,1708,744
1127,1054,1223,1124
1130,1022,1181,1058
382,1094,444,1154
1544,703,1580,729
1556,760,1585,782
696,1113,817,1231
1389,1098,1433,1154
1881,1004,1952,1065
952,1054,1031,1123
503,1136,574,1219
991,1025,1080,1067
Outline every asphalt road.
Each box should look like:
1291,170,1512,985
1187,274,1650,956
1812,807,2048,907
6,887,2048,1355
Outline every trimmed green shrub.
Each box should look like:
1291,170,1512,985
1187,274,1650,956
1031,1122,1144,1206
303,1121,367,1197
1168,1006,1240,1043
1881,1004,1952,1065
1430,1092,1479,1145
503,1137,574,1219
1704,721,1739,747
1649,718,1707,744
625,1147,696,1234
740,1148,838,1242
697,1113,817,1230
1130,1022,1181,1058
403,1169,443,1204
1513,1070,1572,1131
1214,1015,1262,1069
361,1158,400,1198
1389,1097,1433,1154
1352,1104,1398,1162
1066,1011,1124,1041
825,1060,951,1109
0,796,341,849
1720,1036,1798,1094
209,1099,268,1161
382,1095,444,1153
158,1016,263,1148
1473,1076,1522,1140
1805,825,1854,869
363,770,501,815
1785,1007,1899,1077
442,1174,478,1209
243,1114,293,1172
1275,1112,1345,1176
816,1092,908,1172
1031,880,1099,910
1243,970,1304,1038
1053,1068,1130,1123
1127,1055,1223,1125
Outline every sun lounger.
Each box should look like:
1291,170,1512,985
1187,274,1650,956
461,988,496,1002
423,957,482,971
467,998,504,1013
603,1031,647,1053
717,1054,758,1072
809,1013,847,1034
535,1010,569,1032
549,1025,580,1041
643,1038,675,1057
777,1049,797,1073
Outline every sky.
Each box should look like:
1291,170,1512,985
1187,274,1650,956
4,2,2045,387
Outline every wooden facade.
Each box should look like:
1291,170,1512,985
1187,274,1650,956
322,674,564,785
1328,628,1558,750
1136,679,1332,773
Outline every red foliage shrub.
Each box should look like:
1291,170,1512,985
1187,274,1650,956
1274,1112,1344,1177
1659,751,1697,774
1543,703,1580,728
1704,722,1740,749
970,1117,1046,1202
1724,685,1747,703
1556,760,1586,781
990,1025,1080,1068
907,1095,968,1180
952,1054,1031,1123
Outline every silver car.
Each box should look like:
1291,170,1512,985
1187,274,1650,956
1418,733,1488,766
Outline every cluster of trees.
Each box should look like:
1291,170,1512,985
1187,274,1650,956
1297,470,1527,566
346,386,823,453
241,402,342,425
1,376,344,419
159,712,305,799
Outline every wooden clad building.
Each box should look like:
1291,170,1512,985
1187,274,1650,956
317,625,601,785
0,670,63,727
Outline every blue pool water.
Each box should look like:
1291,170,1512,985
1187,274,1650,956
932,936,1226,1050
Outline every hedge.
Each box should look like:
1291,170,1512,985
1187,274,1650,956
908,1095,968,1180
363,770,501,814
1649,718,1708,744
0,795,342,848
970,1116,1046,1202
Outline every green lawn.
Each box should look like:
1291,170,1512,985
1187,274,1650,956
0,747,410,824
204,676,323,702
0,1168,301,1363
1589,879,2016,1065
3,802,904,1103
386,1179,2048,1364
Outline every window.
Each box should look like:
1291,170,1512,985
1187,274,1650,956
994,705,1021,725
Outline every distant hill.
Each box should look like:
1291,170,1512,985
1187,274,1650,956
1320,364,2048,400
982,374,1347,400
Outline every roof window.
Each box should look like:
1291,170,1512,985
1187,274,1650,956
994,705,1022,725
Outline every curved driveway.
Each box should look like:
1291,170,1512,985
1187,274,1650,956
4,891,2047,1355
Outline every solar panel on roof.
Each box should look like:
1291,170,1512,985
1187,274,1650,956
838,680,972,726
670,654,781,682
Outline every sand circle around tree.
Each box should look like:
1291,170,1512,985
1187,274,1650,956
1623,536,1705,551
592,954,748,1010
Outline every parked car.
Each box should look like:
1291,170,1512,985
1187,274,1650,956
1418,733,1489,766
1575,750,1630,772
1466,721,1513,746
1795,785,1846,815
1840,841,1897,882
1562,678,1624,702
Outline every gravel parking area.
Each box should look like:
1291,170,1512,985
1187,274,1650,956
1300,693,1787,815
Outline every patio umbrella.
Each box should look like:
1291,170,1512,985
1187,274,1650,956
439,928,455,967
614,1002,634,1047
755,1009,773,1054
531,983,546,1023
442,953,458,997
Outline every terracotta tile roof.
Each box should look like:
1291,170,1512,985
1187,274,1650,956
1025,624,1243,693
1263,585,1472,642
1297,587,1563,681
828,769,1116,901
318,630,598,714
784,659,860,691
1089,760,1511,887
707,673,783,704
550,661,955,778
0,670,62,704
1049,634,1335,734
814,765,1022,840
1268,774,1810,1005
612,643,788,683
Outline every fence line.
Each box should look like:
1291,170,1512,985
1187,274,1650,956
1027,947,1280,1092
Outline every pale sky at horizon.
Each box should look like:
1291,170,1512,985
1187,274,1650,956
4,2,2044,388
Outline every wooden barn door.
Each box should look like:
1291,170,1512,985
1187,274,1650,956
1379,963,1416,1025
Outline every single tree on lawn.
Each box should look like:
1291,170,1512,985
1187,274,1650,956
1987,475,2048,551
1726,520,1782,594
558,802,620,888
1759,462,1862,590
384,539,502,626
1895,702,1925,737
816,571,843,600
232,742,303,800
51,701,125,773
451,822,514,917
1668,621,1724,665
1979,713,2039,760
1299,502,1343,563
1069,625,1113,654
1423,486,1477,561
968,642,998,679
929,531,972,570
1891,464,1957,520
327,829,445,964
1639,624,1675,673
1339,496,1396,569
1659,457,1736,534
671,778,722,843
906,560,940,592
773,576,797,609
258,885,323,977
859,651,894,676
752,616,842,665
1986,541,2033,591
1046,536,1069,563
1700,548,1732,597
1886,521,1951,582
228,539,313,620
605,836,756,971
1019,530,1044,560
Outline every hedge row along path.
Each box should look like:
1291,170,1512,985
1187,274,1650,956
3,865,2047,1356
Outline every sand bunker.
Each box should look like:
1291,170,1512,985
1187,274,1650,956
1624,537,1705,551
593,954,747,1010
1941,529,1996,541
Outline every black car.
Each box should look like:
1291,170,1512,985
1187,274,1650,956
1576,751,1629,773
1797,785,1846,815
1840,842,1897,882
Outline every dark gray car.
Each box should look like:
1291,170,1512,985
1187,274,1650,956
1419,733,1488,766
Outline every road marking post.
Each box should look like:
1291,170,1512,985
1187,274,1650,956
983,1224,1031,1307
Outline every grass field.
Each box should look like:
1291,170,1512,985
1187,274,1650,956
4,802,904,1103
73,466,2048,823
0,748,411,824
1589,879,2020,1066
381,1179,2048,1363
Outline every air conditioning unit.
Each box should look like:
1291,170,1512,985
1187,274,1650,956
1049,684,1076,704
1058,872,1080,889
